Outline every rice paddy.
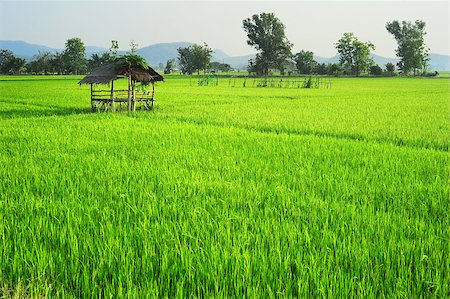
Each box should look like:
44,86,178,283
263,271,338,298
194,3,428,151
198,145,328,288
0,75,448,297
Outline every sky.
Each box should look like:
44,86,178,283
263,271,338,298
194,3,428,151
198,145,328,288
0,0,448,58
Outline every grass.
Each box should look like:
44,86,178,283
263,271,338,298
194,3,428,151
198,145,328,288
0,75,449,297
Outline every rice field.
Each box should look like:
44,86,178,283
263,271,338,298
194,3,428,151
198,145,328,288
0,75,449,297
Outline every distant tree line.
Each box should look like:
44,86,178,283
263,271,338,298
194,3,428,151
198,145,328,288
242,12,431,77
0,38,89,75
0,38,134,75
0,37,231,76
0,16,432,77
0,49,26,74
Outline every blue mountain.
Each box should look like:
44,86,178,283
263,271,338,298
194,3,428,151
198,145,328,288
1,40,449,70
0,40,58,60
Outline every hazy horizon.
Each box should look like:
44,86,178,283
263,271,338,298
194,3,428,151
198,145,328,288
0,1,448,58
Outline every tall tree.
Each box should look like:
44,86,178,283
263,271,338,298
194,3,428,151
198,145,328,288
164,59,175,74
190,43,212,74
242,13,292,75
177,43,212,75
177,46,194,75
335,32,375,76
293,50,317,74
63,37,87,75
386,20,429,76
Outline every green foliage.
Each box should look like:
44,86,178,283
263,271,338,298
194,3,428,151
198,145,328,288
386,20,429,76
26,51,54,74
87,52,113,70
177,43,212,75
52,52,66,75
113,53,148,71
0,76,448,297
243,13,292,75
164,59,175,74
0,49,25,74
315,63,328,75
370,64,383,76
109,40,119,59
335,32,375,76
209,62,232,73
177,46,193,74
293,50,317,74
385,62,396,75
303,76,313,88
327,63,342,76
191,43,212,74
63,37,87,75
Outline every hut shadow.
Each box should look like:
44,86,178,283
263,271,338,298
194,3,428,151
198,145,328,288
0,104,91,120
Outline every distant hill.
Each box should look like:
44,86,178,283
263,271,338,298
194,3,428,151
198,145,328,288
0,40,58,60
137,42,235,67
85,46,108,55
429,53,450,71
314,55,339,64
221,54,255,69
136,42,193,66
211,48,230,61
1,40,449,70
0,40,108,61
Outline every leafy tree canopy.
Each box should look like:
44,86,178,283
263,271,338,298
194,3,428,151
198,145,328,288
335,32,375,76
177,43,212,75
243,13,292,75
0,49,25,74
164,59,175,74
385,62,396,75
113,53,148,71
293,50,317,75
386,20,429,76
88,52,112,70
209,62,232,72
370,64,383,76
63,37,87,75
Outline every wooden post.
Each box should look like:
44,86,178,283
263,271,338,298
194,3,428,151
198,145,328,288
132,80,136,111
127,73,131,112
90,84,94,112
151,81,155,109
111,80,116,112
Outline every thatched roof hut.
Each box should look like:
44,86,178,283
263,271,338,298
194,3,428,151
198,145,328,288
79,61,163,112
79,63,163,85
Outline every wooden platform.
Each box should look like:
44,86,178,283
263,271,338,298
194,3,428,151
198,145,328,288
90,88,155,112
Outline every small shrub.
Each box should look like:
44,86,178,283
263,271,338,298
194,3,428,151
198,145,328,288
370,65,383,76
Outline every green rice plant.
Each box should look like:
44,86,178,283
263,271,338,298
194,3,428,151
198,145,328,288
0,75,448,297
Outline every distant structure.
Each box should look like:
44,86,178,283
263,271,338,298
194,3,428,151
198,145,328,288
79,63,163,112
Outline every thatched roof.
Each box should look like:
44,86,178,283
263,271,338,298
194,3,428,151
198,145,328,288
79,63,163,84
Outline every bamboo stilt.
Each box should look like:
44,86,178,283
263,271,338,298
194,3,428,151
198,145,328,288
132,80,136,111
151,81,155,110
111,80,116,112
127,73,131,111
